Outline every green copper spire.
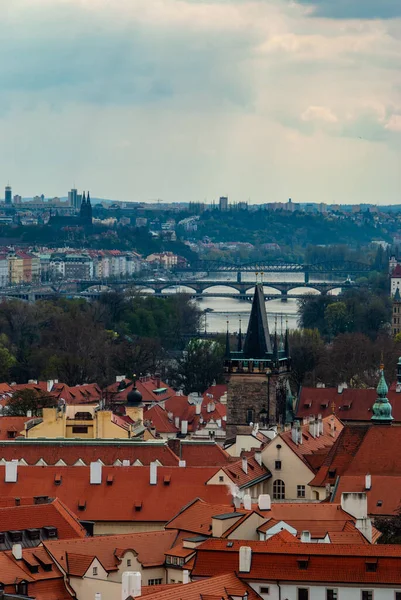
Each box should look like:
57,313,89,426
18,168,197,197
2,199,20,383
371,366,393,424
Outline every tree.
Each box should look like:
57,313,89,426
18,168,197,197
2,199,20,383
169,339,225,394
375,509,401,544
289,329,325,391
325,302,349,338
6,389,57,417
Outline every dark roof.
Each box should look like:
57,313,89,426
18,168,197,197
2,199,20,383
243,284,272,358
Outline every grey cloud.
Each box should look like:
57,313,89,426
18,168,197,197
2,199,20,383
294,0,401,19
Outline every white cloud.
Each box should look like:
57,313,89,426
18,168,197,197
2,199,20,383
0,0,400,203
301,105,338,123
385,114,401,131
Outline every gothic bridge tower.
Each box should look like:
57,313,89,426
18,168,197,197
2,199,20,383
225,283,291,438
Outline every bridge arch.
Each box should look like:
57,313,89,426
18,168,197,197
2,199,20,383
202,284,241,294
286,286,321,296
245,285,282,296
161,285,198,294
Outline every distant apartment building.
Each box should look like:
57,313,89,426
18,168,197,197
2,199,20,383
63,254,93,279
4,185,12,206
136,217,148,227
219,196,228,211
0,254,8,287
146,252,178,269
8,250,40,285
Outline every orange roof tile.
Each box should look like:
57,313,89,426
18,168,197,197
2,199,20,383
0,465,231,523
0,440,180,466
46,530,178,573
166,498,237,536
0,416,30,439
137,572,260,600
332,474,401,516
0,497,86,539
219,456,270,487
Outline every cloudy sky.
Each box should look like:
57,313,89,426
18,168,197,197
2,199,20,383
1,0,400,204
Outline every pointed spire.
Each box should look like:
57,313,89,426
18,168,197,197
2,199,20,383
82,191,86,204
243,284,272,359
87,191,91,204
284,326,290,359
371,365,393,424
237,316,242,352
225,320,231,358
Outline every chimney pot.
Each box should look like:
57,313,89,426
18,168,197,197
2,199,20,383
239,546,252,573
181,420,188,435
242,457,248,474
243,493,252,510
258,494,271,511
90,462,102,485
122,571,141,599
12,543,22,560
178,460,186,467
150,461,158,485
182,570,190,584
301,530,311,543
365,473,372,490
5,460,18,483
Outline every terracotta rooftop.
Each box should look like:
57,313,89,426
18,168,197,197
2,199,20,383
166,498,238,536
332,475,401,516
281,415,343,472
144,404,179,434
136,572,260,600
46,530,178,574
218,456,270,488
0,465,232,523
204,384,227,401
167,440,233,467
192,534,401,583
0,417,30,440
0,439,180,466
296,385,401,422
105,376,175,404
392,264,401,278
0,497,86,540
310,424,401,488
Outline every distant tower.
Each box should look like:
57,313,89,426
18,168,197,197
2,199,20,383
225,283,291,437
68,188,78,210
79,192,87,220
5,186,12,206
393,288,401,337
86,191,92,223
219,196,228,211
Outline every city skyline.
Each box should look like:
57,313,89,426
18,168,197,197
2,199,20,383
0,0,400,205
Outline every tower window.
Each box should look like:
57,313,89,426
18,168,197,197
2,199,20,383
246,408,255,425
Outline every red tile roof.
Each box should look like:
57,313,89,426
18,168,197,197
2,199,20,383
392,264,401,277
1,547,70,599
136,572,260,600
166,498,237,535
0,466,232,523
218,456,270,487
144,404,179,434
105,377,175,404
0,416,30,439
0,440,180,466
173,441,232,467
204,384,227,401
281,415,343,472
46,530,178,574
296,386,401,422
0,497,86,539
332,475,401,516
192,535,401,584
163,395,226,433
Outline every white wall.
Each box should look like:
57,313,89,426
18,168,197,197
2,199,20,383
249,582,401,600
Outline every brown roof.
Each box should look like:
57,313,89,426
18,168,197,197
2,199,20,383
332,475,401,516
47,530,178,574
166,498,236,535
219,456,270,487
296,385,401,423
0,440,180,466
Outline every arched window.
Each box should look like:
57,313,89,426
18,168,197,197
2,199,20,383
273,479,285,500
246,408,255,425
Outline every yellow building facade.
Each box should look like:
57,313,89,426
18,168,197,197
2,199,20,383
24,405,143,439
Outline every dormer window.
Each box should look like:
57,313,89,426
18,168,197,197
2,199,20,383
297,558,309,570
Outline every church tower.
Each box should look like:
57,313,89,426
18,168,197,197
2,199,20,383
225,283,291,438
371,366,393,425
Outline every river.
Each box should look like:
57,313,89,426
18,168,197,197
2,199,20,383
141,272,342,334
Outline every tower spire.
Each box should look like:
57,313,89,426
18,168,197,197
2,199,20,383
242,283,272,359
371,365,393,424
237,316,242,352
225,320,231,358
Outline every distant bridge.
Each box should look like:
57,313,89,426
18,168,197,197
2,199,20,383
173,259,372,283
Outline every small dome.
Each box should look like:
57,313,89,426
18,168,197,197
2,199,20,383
127,386,142,406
